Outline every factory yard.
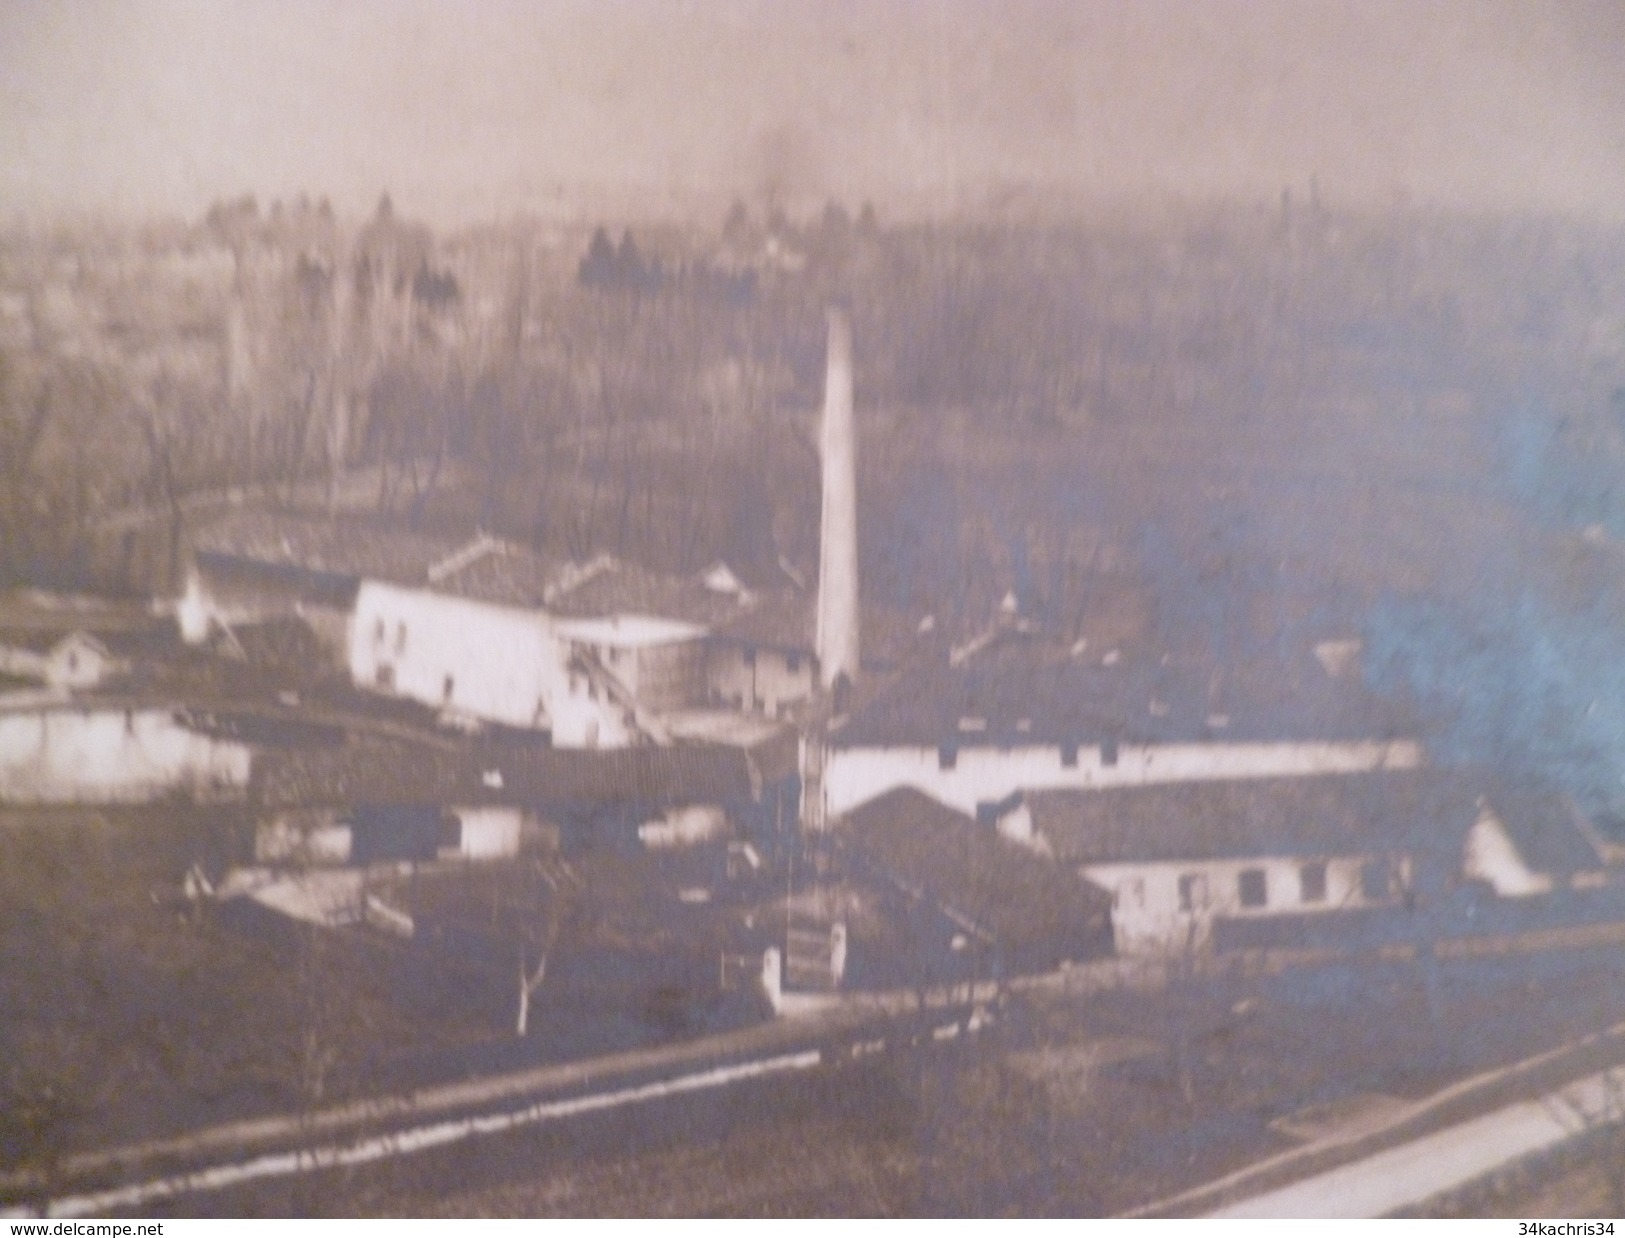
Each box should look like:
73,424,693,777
4,126,1625,1220
11,802,1625,1217
182,944,1625,1218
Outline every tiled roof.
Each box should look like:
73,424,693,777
250,735,763,810
544,560,742,627
191,511,464,586
831,628,1410,747
425,539,570,608
1478,777,1606,876
0,628,99,656
0,595,176,658
1024,771,1475,867
840,787,1113,948
709,589,815,652
545,557,814,651
193,512,818,649
192,512,572,608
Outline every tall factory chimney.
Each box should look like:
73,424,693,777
816,306,860,692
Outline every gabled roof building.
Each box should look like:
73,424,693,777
819,627,1423,821
182,510,819,748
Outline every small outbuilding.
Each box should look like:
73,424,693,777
838,786,1114,975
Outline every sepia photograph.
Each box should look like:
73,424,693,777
3,0,1625,1220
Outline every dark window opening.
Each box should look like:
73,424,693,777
1178,872,1207,913
938,743,958,770
1100,739,1119,766
1361,858,1392,901
1238,868,1268,908
442,674,455,702
375,664,395,690
786,652,801,674
1060,742,1079,768
1300,861,1328,903
437,813,462,850
832,673,852,713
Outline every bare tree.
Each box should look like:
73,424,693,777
496,857,577,1038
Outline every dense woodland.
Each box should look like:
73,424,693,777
4,195,1625,801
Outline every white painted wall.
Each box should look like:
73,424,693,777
638,804,729,848
1082,853,1409,956
177,568,215,644
823,738,1425,820
44,636,111,691
180,564,350,660
0,708,252,804
1463,806,1553,896
706,644,815,717
0,645,50,681
256,813,354,865
349,581,634,746
447,806,524,860
995,800,1042,848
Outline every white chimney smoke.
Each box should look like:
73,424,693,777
816,306,860,690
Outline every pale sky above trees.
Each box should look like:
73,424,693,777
3,0,1623,224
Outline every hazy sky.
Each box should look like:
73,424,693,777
3,0,1623,225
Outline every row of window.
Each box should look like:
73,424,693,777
703,687,799,718
1170,858,1398,914
372,618,408,655
374,662,458,704
938,739,1120,770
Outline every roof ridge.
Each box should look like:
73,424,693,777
426,532,505,584
543,553,619,604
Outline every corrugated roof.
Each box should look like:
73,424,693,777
1024,771,1475,866
841,787,1113,947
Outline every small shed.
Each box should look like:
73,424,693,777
44,631,113,690
839,787,1114,974
1463,781,1610,896
0,629,114,691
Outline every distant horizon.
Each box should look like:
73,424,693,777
8,178,1625,239
5,1,1624,230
